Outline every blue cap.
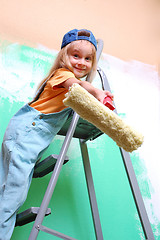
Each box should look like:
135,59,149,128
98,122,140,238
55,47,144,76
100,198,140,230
61,29,97,50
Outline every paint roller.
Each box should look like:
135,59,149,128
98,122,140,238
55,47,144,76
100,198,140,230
63,83,144,152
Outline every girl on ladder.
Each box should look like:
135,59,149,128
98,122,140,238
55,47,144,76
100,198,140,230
0,29,113,240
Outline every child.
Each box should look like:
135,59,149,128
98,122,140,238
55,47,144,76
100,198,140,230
0,29,113,240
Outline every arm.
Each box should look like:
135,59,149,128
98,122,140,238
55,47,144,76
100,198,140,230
61,77,114,104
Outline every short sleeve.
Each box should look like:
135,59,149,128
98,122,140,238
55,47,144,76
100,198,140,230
49,68,76,87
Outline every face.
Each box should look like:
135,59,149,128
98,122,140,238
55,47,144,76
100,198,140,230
67,40,94,78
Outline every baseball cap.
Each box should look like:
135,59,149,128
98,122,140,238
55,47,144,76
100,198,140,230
61,29,97,50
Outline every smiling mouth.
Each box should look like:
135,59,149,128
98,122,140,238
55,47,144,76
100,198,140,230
75,67,86,71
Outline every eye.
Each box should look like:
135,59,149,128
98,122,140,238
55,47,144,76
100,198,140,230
74,54,79,58
85,56,92,61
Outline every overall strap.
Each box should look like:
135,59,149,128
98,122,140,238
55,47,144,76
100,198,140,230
29,79,48,105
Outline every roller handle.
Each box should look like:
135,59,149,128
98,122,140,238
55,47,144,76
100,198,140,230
103,96,115,111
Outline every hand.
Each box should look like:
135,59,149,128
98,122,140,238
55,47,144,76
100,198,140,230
96,90,114,104
104,90,114,100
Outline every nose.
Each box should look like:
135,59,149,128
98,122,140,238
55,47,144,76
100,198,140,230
77,58,85,66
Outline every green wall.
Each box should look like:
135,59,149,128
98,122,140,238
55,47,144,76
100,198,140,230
0,41,152,239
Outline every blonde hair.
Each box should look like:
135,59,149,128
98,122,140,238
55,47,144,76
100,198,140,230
35,40,97,97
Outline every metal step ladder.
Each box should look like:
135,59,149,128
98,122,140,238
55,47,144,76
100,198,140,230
15,40,155,240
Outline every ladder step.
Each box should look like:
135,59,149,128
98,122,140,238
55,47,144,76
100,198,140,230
58,113,103,141
15,207,51,226
33,154,69,178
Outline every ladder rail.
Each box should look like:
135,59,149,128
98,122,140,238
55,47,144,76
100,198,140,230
79,140,104,240
28,112,80,240
120,148,155,240
97,67,155,240
29,113,79,240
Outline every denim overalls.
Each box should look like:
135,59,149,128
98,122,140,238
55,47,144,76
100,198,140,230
0,104,72,240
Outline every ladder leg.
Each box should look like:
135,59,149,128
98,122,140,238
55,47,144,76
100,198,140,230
120,148,155,240
97,66,154,239
79,140,104,240
28,112,80,240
